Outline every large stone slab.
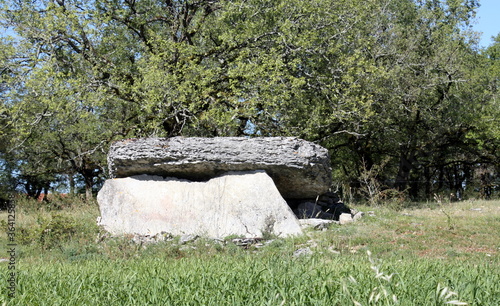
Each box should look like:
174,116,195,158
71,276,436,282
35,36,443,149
108,137,331,199
97,171,303,238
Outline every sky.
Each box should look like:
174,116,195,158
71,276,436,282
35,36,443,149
473,0,500,48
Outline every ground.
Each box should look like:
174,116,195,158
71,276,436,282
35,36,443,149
0,197,498,304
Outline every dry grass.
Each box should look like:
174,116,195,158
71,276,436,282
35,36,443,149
304,199,500,262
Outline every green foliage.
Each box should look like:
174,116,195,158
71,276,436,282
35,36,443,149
0,196,100,250
13,213,80,249
0,0,498,201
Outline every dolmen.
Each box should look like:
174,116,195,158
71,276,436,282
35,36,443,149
97,137,333,238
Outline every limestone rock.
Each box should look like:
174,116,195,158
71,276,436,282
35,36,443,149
97,171,303,238
339,213,353,225
107,137,331,199
353,211,364,221
179,234,199,245
298,218,337,230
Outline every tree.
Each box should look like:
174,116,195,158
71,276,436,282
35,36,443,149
0,0,497,201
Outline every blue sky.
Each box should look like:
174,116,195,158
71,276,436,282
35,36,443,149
473,0,500,48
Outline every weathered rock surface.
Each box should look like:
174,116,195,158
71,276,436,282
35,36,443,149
339,213,353,225
97,171,303,238
107,137,331,199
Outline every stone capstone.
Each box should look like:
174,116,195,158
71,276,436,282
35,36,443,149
107,137,331,199
97,171,303,238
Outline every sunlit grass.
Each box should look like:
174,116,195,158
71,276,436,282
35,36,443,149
0,198,499,305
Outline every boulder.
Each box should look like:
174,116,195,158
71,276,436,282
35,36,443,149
339,213,354,225
97,171,303,238
107,137,331,199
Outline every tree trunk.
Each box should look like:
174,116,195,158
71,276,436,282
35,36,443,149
84,174,93,201
424,166,432,199
69,173,75,195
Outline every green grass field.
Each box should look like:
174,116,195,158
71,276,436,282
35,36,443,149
1,197,499,305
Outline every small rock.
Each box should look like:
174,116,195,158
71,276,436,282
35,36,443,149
367,211,376,217
339,213,353,225
325,202,351,220
132,234,155,245
180,234,199,244
293,247,313,257
131,232,175,245
298,218,336,229
212,238,225,247
231,238,262,247
353,211,364,221
264,239,276,246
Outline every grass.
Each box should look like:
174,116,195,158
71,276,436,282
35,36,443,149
0,197,499,305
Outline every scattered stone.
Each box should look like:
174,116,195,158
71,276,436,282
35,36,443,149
339,213,353,225
212,238,225,247
293,247,313,257
107,137,331,199
231,238,263,248
97,171,303,238
353,211,364,221
470,208,483,211
132,232,174,245
179,234,199,245
326,202,352,220
298,218,337,230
